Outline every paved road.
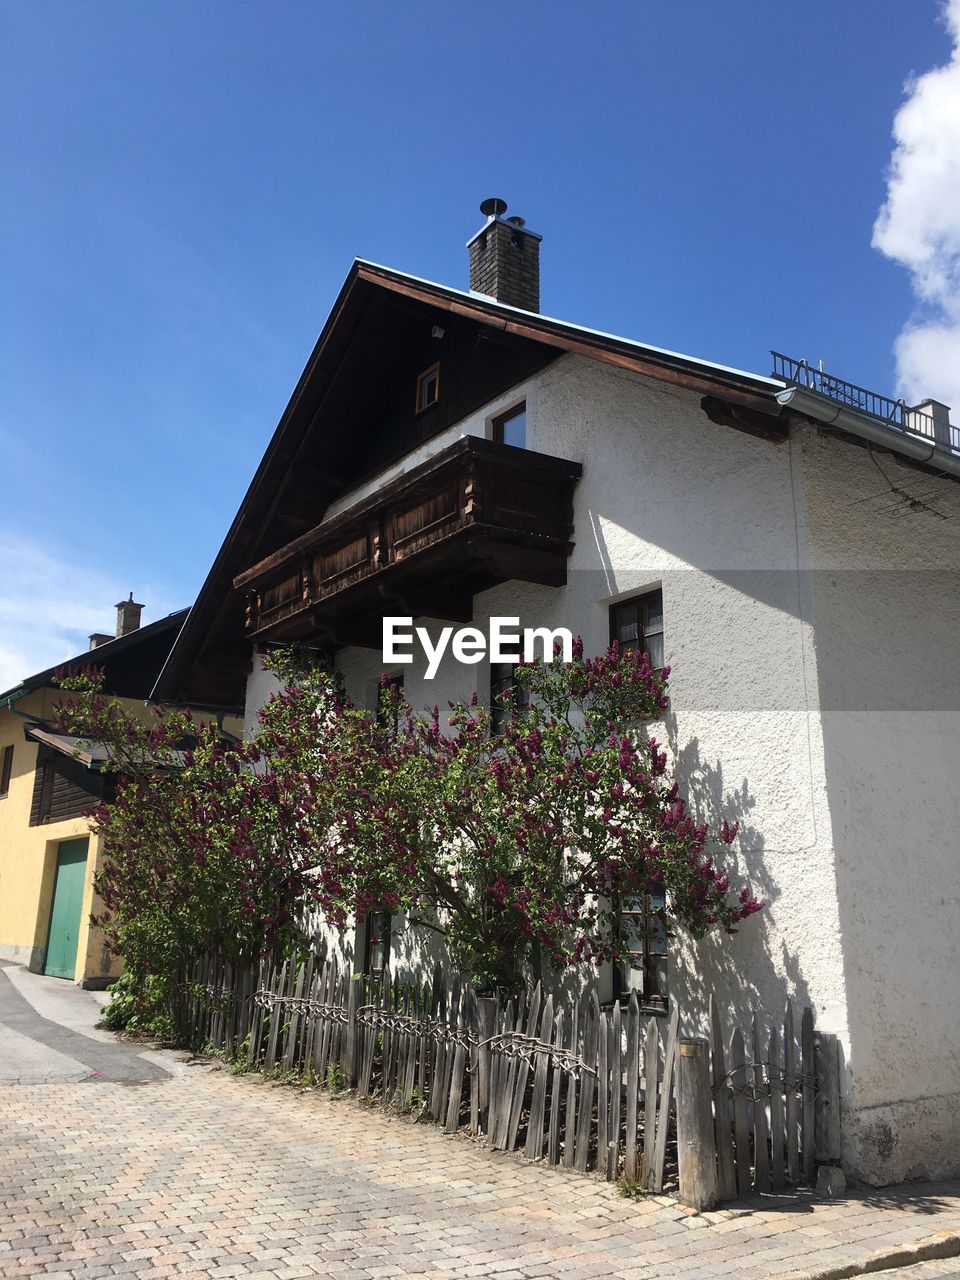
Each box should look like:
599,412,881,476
0,965,170,1084
871,1264,960,1280
2,965,960,1279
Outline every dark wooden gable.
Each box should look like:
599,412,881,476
0,610,190,710
161,285,559,709
269,292,558,544
29,747,107,826
95,623,190,699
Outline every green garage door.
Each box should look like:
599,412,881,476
44,837,89,979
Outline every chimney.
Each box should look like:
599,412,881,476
88,632,113,650
115,593,144,638
467,198,542,313
911,398,953,451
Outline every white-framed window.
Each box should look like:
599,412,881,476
361,910,392,981
376,673,404,733
416,362,440,413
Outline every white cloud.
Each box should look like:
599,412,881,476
873,0,960,411
0,534,179,693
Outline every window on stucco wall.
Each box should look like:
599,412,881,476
489,662,529,735
614,887,668,1011
607,589,668,1009
376,673,405,734
609,589,664,670
492,402,526,449
361,911,392,981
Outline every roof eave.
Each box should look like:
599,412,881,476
353,260,784,401
778,385,960,481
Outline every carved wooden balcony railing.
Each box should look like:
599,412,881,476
234,436,582,646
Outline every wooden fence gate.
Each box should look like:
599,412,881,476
176,954,840,1208
674,997,841,1209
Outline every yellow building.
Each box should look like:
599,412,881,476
0,600,192,986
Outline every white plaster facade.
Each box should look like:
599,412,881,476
242,351,960,1185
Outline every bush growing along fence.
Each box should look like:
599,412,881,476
176,953,840,1209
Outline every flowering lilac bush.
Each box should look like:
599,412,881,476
294,640,762,988
51,663,336,983
54,641,762,996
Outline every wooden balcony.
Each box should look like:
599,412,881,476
234,437,582,647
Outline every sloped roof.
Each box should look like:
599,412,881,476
0,608,190,708
23,722,239,770
24,726,113,765
353,260,785,402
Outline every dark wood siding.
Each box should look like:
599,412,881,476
279,298,558,519
29,749,105,826
341,311,554,484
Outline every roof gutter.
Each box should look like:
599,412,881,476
0,689,42,722
777,385,960,478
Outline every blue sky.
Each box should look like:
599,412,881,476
2,0,958,686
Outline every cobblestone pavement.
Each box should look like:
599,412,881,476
3,1069,960,1280
868,1263,960,1280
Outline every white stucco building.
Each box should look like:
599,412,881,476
156,202,960,1185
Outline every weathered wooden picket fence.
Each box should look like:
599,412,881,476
702,997,841,1206
176,953,840,1210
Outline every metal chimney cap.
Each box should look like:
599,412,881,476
506,215,526,229
480,197,508,219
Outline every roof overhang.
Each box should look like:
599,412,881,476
777,385,960,479
25,725,112,767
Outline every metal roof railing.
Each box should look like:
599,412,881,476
770,352,959,453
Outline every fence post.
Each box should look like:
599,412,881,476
344,974,359,1088
814,1031,842,1164
677,1037,719,1211
476,996,496,1134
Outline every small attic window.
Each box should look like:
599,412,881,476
416,362,440,413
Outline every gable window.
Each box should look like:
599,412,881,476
609,589,664,670
492,402,526,449
362,909,392,981
416,362,440,413
0,745,12,799
490,663,529,735
614,885,668,1010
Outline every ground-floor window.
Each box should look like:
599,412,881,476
609,589,664,670
614,886,668,1010
361,910,392,980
